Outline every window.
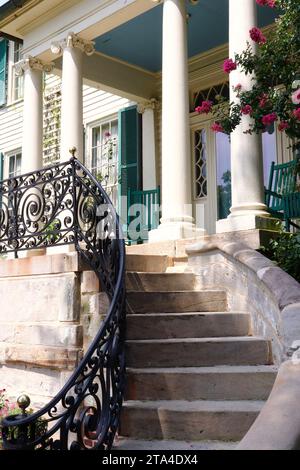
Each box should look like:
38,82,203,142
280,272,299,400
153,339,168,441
215,130,278,220
6,41,23,104
88,118,119,205
216,133,231,220
194,129,208,199
8,152,22,178
11,42,23,102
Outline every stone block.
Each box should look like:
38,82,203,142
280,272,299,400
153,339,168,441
0,343,83,370
13,323,83,348
0,252,81,278
0,273,80,323
81,271,100,294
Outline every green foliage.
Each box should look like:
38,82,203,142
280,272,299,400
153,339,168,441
0,390,48,446
260,223,300,282
45,218,61,242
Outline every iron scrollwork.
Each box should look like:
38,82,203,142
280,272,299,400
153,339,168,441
0,158,126,450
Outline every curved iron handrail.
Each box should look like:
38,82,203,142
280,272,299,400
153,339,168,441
0,158,126,450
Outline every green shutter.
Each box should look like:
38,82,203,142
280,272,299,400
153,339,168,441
0,39,8,106
118,105,142,231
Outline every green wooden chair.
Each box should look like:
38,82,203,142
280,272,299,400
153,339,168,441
265,159,300,231
127,187,161,244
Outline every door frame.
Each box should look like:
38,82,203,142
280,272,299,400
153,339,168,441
190,112,217,235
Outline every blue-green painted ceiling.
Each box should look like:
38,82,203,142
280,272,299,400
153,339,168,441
94,1,278,73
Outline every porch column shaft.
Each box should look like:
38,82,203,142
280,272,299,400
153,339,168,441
162,0,192,222
58,33,95,162
228,0,269,221
20,58,47,173
150,0,199,241
61,45,83,161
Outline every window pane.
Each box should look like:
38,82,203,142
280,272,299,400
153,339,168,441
262,131,277,187
216,133,231,220
101,123,110,146
16,154,22,175
9,155,15,176
14,43,22,64
194,129,208,199
92,127,100,148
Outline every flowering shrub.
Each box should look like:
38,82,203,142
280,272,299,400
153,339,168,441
0,390,48,448
195,0,300,147
0,390,20,446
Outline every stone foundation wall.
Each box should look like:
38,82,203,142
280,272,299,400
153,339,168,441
0,253,106,407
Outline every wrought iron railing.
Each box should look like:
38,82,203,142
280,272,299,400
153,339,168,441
0,157,126,450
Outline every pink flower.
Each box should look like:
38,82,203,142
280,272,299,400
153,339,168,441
195,100,213,114
241,105,253,115
293,108,300,121
223,59,237,74
211,123,224,133
262,112,278,126
278,121,289,132
233,84,242,92
250,27,267,45
259,93,269,108
256,0,276,7
104,131,111,138
292,88,300,105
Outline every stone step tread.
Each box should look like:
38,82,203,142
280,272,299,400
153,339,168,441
126,365,277,400
127,365,278,374
123,400,265,413
127,336,266,344
127,312,249,317
114,437,238,451
128,290,226,294
127,291,228,314
127,311,244,315
126,272,195,276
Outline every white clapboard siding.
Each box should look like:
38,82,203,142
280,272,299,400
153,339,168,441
0,73,131,163
0,101,23,154
82,85,131,124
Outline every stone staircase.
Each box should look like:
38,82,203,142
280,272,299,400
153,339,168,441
117,255,277,450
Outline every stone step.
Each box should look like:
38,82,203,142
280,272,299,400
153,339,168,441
126,337,272,368
126,313,250,340
120,400,264,441
126,255,172,273
127,291,227,314
126,272,196,292
114,436,238,451
126,365,277,401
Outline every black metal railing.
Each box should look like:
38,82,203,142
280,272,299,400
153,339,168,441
0,157,126,450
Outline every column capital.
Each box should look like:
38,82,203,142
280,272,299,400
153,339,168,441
137,98,160,114
51,32,95,57
15,56,54,76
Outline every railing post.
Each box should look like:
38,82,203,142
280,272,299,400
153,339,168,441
71,154,79,249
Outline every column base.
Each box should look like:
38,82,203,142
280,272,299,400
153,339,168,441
149,222,206,243
216,214,280,234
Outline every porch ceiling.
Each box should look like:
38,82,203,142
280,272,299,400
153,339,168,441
94,0,278,73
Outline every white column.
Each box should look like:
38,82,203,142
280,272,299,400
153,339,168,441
217,0,271,233
52,33,94,162
18,57,53,174
150,0,201,242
